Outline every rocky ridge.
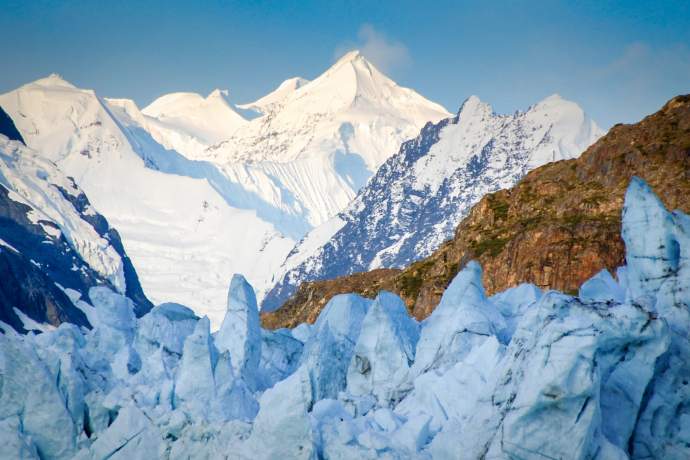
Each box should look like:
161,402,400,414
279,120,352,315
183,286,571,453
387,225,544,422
263,94,690,327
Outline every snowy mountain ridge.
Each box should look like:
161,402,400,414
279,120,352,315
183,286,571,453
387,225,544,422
0,130,152,332
204,50,451,166
141,88,248,155
236,76,310,114
264,93,603,311
142,51,450,227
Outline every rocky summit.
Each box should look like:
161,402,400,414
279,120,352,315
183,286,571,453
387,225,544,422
263,94,690,328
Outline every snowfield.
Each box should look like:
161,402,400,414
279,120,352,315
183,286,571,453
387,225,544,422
2,178,689,459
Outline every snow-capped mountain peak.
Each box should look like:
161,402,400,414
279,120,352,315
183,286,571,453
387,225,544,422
294,49,445,118
135,88,249,159
150,50,452,237
31,73,76,89
209,50,450,166
533,92,565,105
457,94,493,120
524,93,602,168
335,48,364,64
238,77,310,114
209,87,230,98
142,89,247,146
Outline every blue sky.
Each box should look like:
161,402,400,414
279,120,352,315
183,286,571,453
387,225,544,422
1,0,688,128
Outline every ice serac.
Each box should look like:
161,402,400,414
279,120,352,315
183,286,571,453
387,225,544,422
87,405,161,460
428,291,668,459
173,315,259,422
265,93,603,311
245,368,316,460
257,328,304,390
622,176,686,302
397,336,504,439
174,317,217,412
579,268,625,303
298,294,371,399
412,261,504,376
0,330,77,459
215,274,262,381
346,291,419,407
489,282,542,340
3,178,690,458
621,178,690,459
135,302,198,360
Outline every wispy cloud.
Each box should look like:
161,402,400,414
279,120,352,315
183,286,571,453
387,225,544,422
594,41,690,93
575,41,690,127
334,24,411,74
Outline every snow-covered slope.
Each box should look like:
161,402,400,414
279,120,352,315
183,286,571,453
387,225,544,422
264,94,603,311
2,179,688,459
145,51,451,227
237,76,309,114
0,128,152,332
0,75,294,328
141,89,248,157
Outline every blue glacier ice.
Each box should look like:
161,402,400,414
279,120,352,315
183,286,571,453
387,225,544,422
1,178,689,459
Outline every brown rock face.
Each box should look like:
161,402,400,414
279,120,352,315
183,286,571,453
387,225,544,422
260,269,400,329
261,95,690,329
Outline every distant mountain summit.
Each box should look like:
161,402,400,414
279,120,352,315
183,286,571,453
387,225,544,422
142,88,249,155
263,94,603,311
141,51,450,228
213,49,450,167
237,76,310,114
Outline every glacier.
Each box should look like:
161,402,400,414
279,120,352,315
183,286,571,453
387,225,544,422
1,177,688,459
